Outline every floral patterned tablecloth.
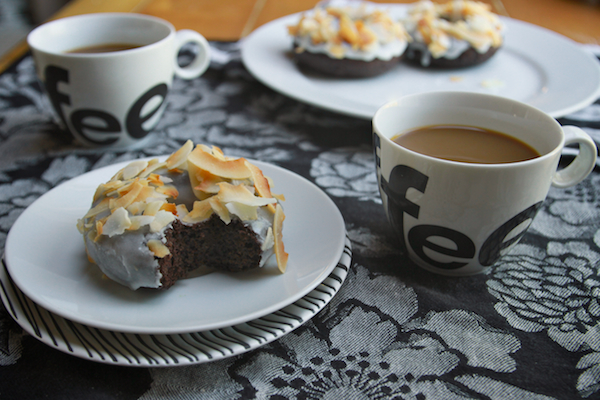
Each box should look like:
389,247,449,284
1,43,600,400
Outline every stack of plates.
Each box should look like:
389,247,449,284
1,159,351,367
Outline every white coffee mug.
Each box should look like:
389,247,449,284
28,13,211,148
373,91,597,276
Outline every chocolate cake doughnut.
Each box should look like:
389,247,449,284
287,2,410,78
77,141,288,290
403,0,504,68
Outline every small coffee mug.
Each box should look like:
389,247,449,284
373,91,597,276
28,13,211,148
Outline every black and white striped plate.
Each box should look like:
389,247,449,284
0,236,351,367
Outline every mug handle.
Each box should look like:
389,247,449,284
552,126,597,188
173,29,211,80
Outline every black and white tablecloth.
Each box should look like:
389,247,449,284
1,42,600,400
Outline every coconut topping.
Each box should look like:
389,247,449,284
404,0,503,60
78,141,288,289
287,1,410,62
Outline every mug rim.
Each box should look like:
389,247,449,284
373,91,565,169
27,12,176,57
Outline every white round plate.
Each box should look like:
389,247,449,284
4,159,346,334
0,236,351,366
241,9,600,119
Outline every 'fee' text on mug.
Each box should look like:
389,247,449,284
379,162,542,270
44,65,166,145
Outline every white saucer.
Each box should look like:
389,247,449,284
241,8,600,118
0,236,351,367
4,159,347,334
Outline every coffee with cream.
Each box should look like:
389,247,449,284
67,43,143,54
392,125,540,164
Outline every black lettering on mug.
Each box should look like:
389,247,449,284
479,201,542,266
71,109,120,145
408,225,476,270
380,164,428,253
126,83,168,139
373,133,381,168
380,163,542,269
44,65,70,128
43,65,166,143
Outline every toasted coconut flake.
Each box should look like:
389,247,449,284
156,185,179,199
209,197,231,224
210,145,227,160
87,230,100,246
246,161,276,213
144,200,165,216
84,197,111,219
122,160,149,180
262,227,274,252
339,14,359,45
148,240,171,258
166,140,194,170
133,185,158,204
93,180,124,202
176,204,189,218
194,168,223,194
138,161,167,179
129,215,154,230
225,202,258,221
274,204,288,273
150,210,176,232
103,207,131,237
109,169,124,182
95,220,104,239
147,173,164,186
187,162,209,200
217,182,277,207
197,143,213,154
182,199,213,223
109,180,145,210
127,201,146,215
160,203,178,215
105,180,133,198
188,146,252,180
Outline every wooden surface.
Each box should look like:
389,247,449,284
1,0,599,74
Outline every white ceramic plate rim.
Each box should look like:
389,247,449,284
241,8,600,119
4,158,346,334
0,236,351,367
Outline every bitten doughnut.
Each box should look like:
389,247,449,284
287,1,410,78
403,0,504,68
77,141,288,290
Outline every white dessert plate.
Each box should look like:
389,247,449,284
241,8,600,119
0,236,351,367
4,159,346,334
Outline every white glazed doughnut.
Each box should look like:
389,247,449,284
403,0,504,68
77,141,288,290
287,1,410,77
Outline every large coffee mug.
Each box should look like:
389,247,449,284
28,13,211,148
373,91,597,276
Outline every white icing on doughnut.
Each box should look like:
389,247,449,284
288,1,410,62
